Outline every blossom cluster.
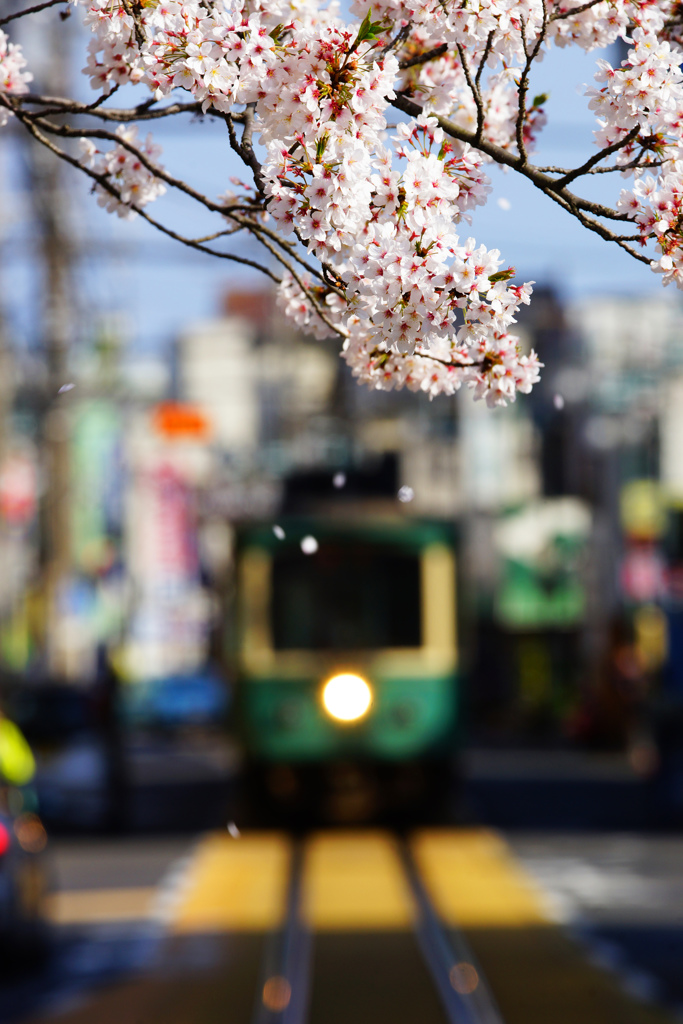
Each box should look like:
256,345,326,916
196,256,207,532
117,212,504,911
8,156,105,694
0,29,32,127
12,0,683,403
77,0,325,106
258,14,539,404
349,0,545,67
587,27,683,284
80,126,167,218
548,0,666,50
71,0,542,401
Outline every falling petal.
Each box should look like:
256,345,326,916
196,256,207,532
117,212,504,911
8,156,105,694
497,197,511,211
301,535,319,554
273,525,286,540
553,393,565,410
333,472,346,489
398,485,414,503
227,821,241,838
58,383,75,394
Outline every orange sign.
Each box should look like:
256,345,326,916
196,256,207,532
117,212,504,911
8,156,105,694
153,402,211,440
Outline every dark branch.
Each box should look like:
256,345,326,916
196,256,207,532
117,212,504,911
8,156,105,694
0,0,65,27
399,43,448,70
390,91,650,263
551,124,641,189
225,108,267,196
379,22,412,60
15,93,222,123
515,0,548,166
550,0,606,22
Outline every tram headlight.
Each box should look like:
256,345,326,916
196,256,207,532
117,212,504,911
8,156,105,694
321,673,373,723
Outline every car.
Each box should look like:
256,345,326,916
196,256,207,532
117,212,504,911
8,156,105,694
0,808,48,962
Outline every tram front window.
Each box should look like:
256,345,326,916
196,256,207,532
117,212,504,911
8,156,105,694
271,543,421,650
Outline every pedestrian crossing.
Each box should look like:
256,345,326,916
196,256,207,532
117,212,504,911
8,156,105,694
40,829,676,1024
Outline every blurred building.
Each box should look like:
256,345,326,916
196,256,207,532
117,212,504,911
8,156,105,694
5,267,683,778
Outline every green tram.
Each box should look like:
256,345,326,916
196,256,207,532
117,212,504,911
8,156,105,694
232,517,459,819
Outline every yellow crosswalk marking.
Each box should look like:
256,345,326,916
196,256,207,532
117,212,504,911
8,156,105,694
46,887,156,925
411,829,549,927
171,832,291,933
303,830,414,930
165,828,548,934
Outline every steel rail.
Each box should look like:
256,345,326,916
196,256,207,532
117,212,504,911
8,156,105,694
399,839,506,1024
251,840,312,1024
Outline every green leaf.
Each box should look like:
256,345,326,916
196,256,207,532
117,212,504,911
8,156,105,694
532,92,549,107
356,8,384,42
488,268,515,283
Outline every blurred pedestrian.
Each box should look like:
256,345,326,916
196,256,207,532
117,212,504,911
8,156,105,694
94,644,128,833
0,706,37,816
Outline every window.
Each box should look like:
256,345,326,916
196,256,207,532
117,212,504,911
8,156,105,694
271,543,421,650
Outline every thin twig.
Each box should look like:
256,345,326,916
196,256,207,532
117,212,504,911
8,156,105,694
15,94,220,123
26,109,330,282
550,0,605,22
473,32,495,145
379,22,411,60
455,42,484,142
390,91,649,261
253,232,347,339
475,32,494,94
0,0,64,27
10,104,281,278
399,43,448,70
191,226,245,243
551,124,640,188
225,109,267,196
83,83,120,112
515,0,548,166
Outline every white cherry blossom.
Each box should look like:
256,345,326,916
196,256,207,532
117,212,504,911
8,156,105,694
80,126,167,218
10,0,683,404
0,29,32,127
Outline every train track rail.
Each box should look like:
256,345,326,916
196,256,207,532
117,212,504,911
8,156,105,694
251,832,505,1024
252,841,312,1024
399,839,504,1024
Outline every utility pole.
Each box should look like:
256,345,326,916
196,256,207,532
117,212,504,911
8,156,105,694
21,14,75,675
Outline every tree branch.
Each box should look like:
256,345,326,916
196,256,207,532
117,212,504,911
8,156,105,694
9,103,282,279
552,124,640,189
0,0,65,27
21,105,334,286
379,21,412,60
15,93,221,123
390,91,651,262
455,42,484,141
515,0,548,166
225,108,267,196
399,42,448,70
550,0,606,22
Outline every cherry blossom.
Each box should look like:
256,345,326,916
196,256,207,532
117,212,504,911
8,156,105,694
0,29,32,127
7,0,683,403
80,126,167,218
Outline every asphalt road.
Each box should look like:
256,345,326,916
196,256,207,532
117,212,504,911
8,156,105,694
0,829,681,1024
510,833,683,1015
